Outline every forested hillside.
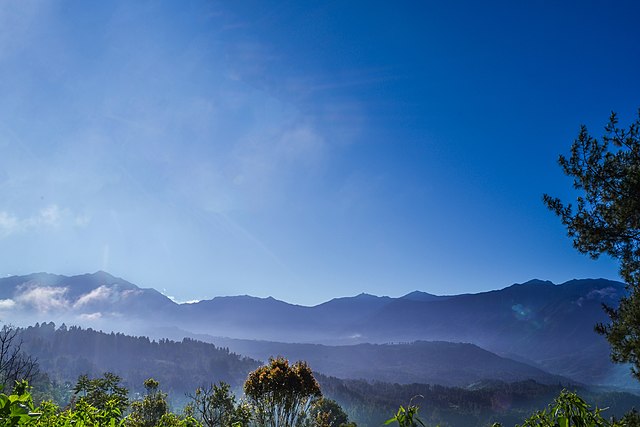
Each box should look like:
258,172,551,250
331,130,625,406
319,376,640,427
204,338,570,387
8,323,640,427
18,323,259,395
1,273,630,387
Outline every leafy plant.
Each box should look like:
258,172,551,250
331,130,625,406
516,390,611,427
0,381,39,427
385,396,426,427
73,372,129,415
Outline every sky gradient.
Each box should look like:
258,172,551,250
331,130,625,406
1,1,639,305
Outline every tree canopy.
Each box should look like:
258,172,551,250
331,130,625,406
544,110,640,378
72,372,129,415
244,356,321,427
187,381,250,427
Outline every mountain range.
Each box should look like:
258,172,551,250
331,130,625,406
14,324,640,427
0,272,633,389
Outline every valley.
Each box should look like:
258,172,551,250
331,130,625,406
1,272,639,425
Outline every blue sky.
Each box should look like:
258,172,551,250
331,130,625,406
0,1,638,305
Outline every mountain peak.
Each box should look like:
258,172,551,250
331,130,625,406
401,291,441,302
92,270,115,277
518,279,555,286
87,270,121,282
355,292,381,299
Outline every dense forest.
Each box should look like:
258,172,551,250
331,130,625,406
19,323,258,397
319,376,640,427
4,323,639,427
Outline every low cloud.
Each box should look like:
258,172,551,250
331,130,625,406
0,299,15,310
163,291,200,305
121,289,142,298
73,286,113,309
587,287,618,300
78,312,102,321
576,286,620,307
15,284,69,312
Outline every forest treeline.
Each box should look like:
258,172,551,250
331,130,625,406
319,376,640,426
1,350,639,427
2,323,639,427
18,322,258,398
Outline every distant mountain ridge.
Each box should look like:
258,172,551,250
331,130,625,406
13,324,640,427
187,337,573,387
0,272,632,388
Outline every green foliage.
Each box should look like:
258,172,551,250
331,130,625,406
5,374,640,427
127,378,200,427
244,356,321,427
73,372,129,416
0,381,38,427
309,398,350,427
515,390,614,427
596,289,640,381
384,396,426,427
187,381,250,427
544,110,640,380
543,110,640,286
19,324,259,397
155,412,200,427
126,378,169,427
619,409,640,427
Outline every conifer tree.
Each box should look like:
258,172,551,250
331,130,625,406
544,110,640,379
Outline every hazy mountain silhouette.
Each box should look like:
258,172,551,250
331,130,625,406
0,272,631,388
187,337,572,387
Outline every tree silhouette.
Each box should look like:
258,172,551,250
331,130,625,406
544,110,640,379
244,356,321,427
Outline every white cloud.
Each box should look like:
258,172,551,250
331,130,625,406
78,312,102,321
73,285,113,309
576,286,621,307
587,286,618,300
121,289,142,298
0,299,15,310
0,204,81,238
164,292,200,305
15,284,69,312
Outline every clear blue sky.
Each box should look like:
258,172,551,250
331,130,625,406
0,1,638,305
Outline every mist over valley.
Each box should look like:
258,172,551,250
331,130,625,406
0,272,632,389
